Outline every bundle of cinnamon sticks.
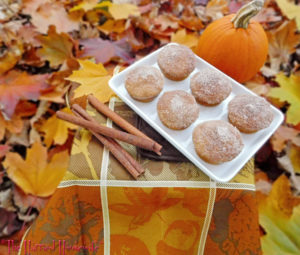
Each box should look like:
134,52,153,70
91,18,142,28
56,95,162,179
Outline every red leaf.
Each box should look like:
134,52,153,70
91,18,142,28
0,71,48,118
80,38,134,64
0,145,10,158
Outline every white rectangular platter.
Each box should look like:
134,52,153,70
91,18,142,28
109,43,284,182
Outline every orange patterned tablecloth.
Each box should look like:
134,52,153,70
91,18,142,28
18,98,261,255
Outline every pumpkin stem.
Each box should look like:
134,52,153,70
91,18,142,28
231,0,264,29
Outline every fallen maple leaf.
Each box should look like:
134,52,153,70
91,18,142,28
109,3,140,20
268,73,300,125
3,142,69,197
270,125,300,153
23,0,79,34
40,108,77,147
36,26,75,67
253,7,282,26
276,0,300,30
0,101,38,141
195,0,229,22
17,24,40,47
267,20,300,72
80,38,134,64
259,175,300,255
277,148,300,195
0,71,48,118
245,73,270,96
0,39,23,75
66,60,114,103
290,145,300,174
153,14,179,31
171,29,198,49
98,19,126,35
69,0,98,12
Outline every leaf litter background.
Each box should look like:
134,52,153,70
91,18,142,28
0,0,300,254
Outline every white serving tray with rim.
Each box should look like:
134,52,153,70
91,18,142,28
109,43,284,182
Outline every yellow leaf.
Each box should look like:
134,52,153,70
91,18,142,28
66,60,114,103
109,3,140,20
268,73,300,125
171,29,198,49
69,0,98,12
40,107,77,147
276,0,300,30
98,19,126,34
36,26,74,67
259,175,300,254
290,145,300,174
3,142,69,197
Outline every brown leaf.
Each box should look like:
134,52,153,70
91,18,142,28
17,24,40,47
253,7,282,26
153,14,179,31
267,20,300,72
277,150,300,195
36,26,75,67
270,125,300,153
0,112,23,141
0,39,23,75
245,73,270,96
195,0,229,22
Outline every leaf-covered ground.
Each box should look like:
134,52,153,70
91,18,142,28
0,0,300,253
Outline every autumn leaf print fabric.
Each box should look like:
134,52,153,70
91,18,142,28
19,100,261,255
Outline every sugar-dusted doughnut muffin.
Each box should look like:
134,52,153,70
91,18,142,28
190,68,232,105
157,90,199,130
157,44,196,81
125,66,164,102
228,95,274,133
193,120,244,164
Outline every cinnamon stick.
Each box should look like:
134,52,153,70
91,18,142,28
72,104,144,174
87,94,162,155
72,108,140,179
57,111,157,153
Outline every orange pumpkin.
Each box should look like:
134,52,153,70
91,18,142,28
196,0,268,83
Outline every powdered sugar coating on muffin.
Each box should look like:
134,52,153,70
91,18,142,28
157,90,199,130
190,68,232,105
125,66,164,102
157,44,196,81
228,95,274,133
193,120,244,164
